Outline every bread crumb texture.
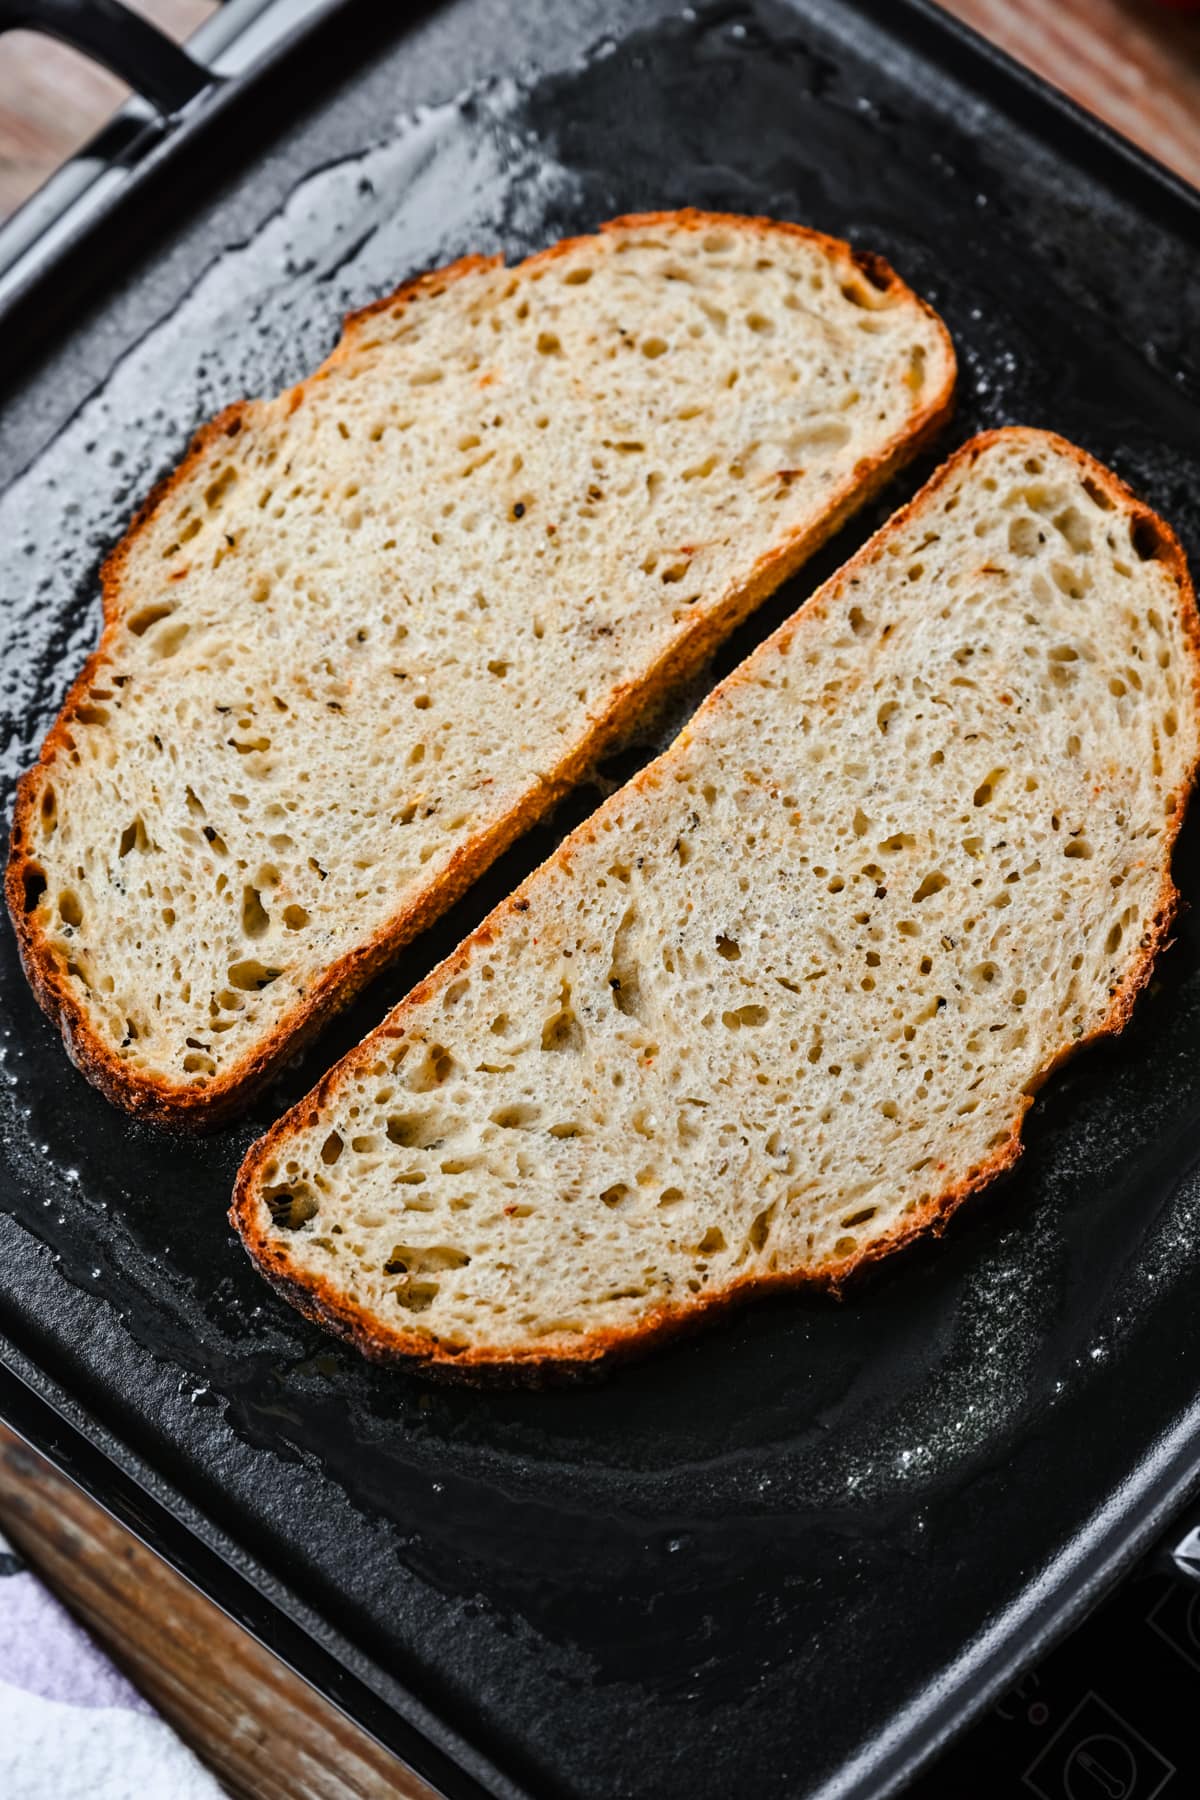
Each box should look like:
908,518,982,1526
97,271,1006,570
7,212,953,1118
234,430,1200,1373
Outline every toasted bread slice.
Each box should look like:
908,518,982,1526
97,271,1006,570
6,210,953,1126
232,430,1199,1378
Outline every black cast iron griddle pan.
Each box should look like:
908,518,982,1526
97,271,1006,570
3,1,1200,1795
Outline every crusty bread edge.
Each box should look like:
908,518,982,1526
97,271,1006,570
230,426,1200,1382
5,210,955,1128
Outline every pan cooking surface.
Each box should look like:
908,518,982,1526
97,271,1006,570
2,4,1200,1795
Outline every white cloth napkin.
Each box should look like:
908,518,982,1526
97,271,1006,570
0,1529,222,1800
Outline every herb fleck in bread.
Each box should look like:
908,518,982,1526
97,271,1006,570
6,210,954,1126
232,430,1200,1378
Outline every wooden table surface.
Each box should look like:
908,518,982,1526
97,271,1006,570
0,1428,424,1800
1,4,1198,1799
949,0,1200,189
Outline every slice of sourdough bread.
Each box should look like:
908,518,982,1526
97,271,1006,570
232,429,1200,1378
6,210,954,1127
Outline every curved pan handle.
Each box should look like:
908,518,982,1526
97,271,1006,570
0,0,213,114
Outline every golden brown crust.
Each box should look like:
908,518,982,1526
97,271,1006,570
5,211,955,1130
230,426,1200,1379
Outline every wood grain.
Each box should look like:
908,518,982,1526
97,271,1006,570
0,1424,436,1799
947,0,1200,189
0,5,1196,1799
